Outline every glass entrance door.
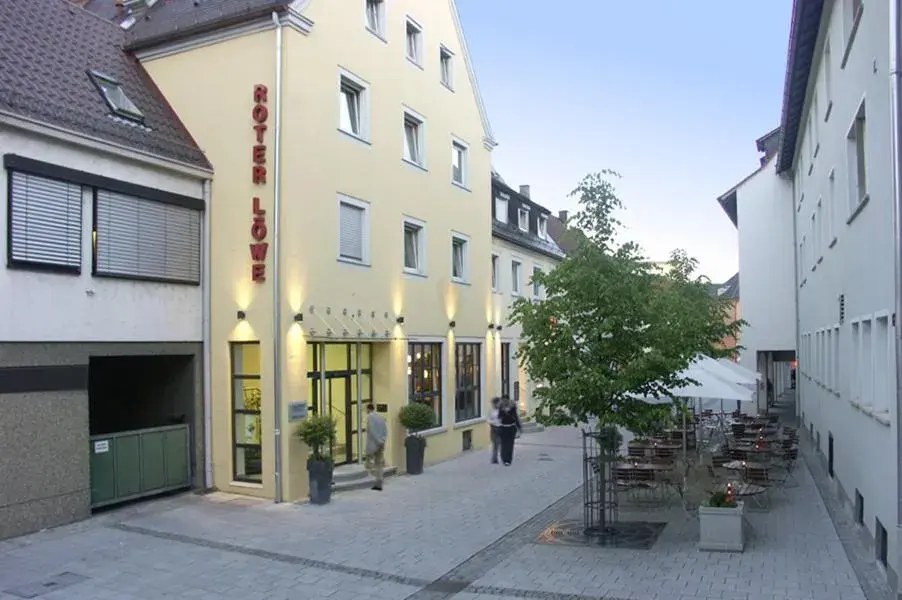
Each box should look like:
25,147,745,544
306,342,373,466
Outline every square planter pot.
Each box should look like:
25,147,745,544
405,436,427,475
307,459,333,505
698,501,744,552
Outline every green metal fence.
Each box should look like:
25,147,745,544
89,424,191,508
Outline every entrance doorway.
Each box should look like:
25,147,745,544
307,343,373,465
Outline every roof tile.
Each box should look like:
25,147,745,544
0,0,211,170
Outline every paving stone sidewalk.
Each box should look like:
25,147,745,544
0,422,876,600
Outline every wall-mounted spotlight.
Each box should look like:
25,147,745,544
495,325,503,331
293,313,304,323
449,320,456,328
237,310,247,320
396,316,405,324
488,323,495,330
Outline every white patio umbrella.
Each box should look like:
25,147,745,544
716,357,762,382
694,355,757,389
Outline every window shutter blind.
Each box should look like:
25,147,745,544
339,202,364,260
9,171,82,269
95,189,201,283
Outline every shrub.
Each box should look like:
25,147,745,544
707,490,737,508
296,414,336,462
399,403,437,435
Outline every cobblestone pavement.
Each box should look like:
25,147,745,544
0,422,877,600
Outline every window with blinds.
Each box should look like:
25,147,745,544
94,189,201,284
8,171,83,270
339,200,367,262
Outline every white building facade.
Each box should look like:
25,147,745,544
0,0,212,540
772,0,900,590
718,129,797,413
490,176,565,415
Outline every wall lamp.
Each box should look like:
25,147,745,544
396,316,405,324
448,320,456,328
293,313,304,323
236,310,247,320
495,325,503,331
488,323,495,330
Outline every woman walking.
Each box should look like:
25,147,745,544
489,397,502,464
497,396,522,466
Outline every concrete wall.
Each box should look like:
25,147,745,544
0,342,203,540
792,0,898,585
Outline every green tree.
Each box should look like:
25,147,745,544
510,171,742,430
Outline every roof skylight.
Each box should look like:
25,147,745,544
87,70,144,123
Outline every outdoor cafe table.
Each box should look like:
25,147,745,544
615,461,674,472
722,460,769,470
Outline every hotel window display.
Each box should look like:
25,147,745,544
455,343,481,422
230,341,263,483
408,343,443,427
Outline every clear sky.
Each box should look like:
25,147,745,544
456,0,793,283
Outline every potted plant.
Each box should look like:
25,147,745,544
398,403,437,475
698,488,744,552
296,414,336,505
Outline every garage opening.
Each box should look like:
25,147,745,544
88,355,196,509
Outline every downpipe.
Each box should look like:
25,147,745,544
890,0,902,590
202,178,213,489
270,11,285,504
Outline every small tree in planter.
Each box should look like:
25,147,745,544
698,487,744,552
398,403,436,475
296,414,336,505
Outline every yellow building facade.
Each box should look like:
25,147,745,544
133,0,497,501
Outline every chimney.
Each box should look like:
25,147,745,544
519,184,530,198
558,210,568,223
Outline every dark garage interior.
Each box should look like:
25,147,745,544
89,355,195,436
88,355,198,509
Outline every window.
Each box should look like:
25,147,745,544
491,254,500,291
94,190,201,284
851,321,861,398
826,329,833,389
518,207,529,231
814,201,822,259
824,40,833,118
874,315,891,411
452,139,468,187
827,170,836,244
440,45,454,88
451,233,469,282
231,342,263,483
500,342,511,399
538,215,548,240
7,171,82,271
495,194,508,223
87,70,143,122
811,92,820,154
844,0,863,46
847,101,867,213
338,70,369,140
403,109,426,167
365,0,385,37
511,260,522,295
455,342,481,422
338,196,369,264
405,17,423,65
532,266,542,298
402,217,425,274
833,325,840,394
408,342,443,428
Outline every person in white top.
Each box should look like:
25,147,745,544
489,397,502,464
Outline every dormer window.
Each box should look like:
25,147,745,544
495,195,508,223
87,70,143,123
518,207,529,231
538,215,548,240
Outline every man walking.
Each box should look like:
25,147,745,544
365,403,387,491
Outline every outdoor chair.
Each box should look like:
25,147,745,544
741,465,773,509
770,447,800,488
